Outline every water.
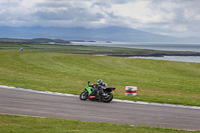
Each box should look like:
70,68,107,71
130,56,200,63
72,42,200,52
72,42,200,63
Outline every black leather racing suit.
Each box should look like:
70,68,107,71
93,82,108,96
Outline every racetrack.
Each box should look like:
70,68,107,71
0,87,200,131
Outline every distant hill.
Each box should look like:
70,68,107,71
0,38,71,44
0,26,200,43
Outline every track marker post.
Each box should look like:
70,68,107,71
125,86,137,96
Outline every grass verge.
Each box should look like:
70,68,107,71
0,114,198,133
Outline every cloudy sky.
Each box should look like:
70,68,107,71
0,0,200,37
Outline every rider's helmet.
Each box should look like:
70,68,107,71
97,79,103,84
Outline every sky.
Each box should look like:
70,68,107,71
0,0,200,37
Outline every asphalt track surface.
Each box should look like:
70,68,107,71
0,87,200,131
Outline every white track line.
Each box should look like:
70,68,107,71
0,85,78,97
1,85,200,110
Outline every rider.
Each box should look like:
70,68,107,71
90,79,108,97
97,79,108,89
96,79,108,96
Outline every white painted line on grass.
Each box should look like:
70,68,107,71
1,85,200,110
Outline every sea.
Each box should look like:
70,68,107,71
72,42,200,63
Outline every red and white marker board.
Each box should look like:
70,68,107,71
125,86,137,96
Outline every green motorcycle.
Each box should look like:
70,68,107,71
80,81,116,103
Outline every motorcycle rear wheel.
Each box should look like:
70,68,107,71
80,91,88,100
101,92,113,103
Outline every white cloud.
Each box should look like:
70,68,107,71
111,1,178,28
112,1,156,23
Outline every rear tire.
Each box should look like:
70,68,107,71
80,91,88,100
102,93,113,103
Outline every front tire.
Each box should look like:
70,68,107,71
80,91,88,100
102,92,113,103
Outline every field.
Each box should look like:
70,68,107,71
0,114,198,133
0,42,200,106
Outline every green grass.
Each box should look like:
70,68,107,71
0,114,198,133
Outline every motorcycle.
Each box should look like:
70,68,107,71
80,81,116,103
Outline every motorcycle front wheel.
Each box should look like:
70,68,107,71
80,91,88,100
102,92,113,103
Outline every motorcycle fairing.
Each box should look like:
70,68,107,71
85,85,93,96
